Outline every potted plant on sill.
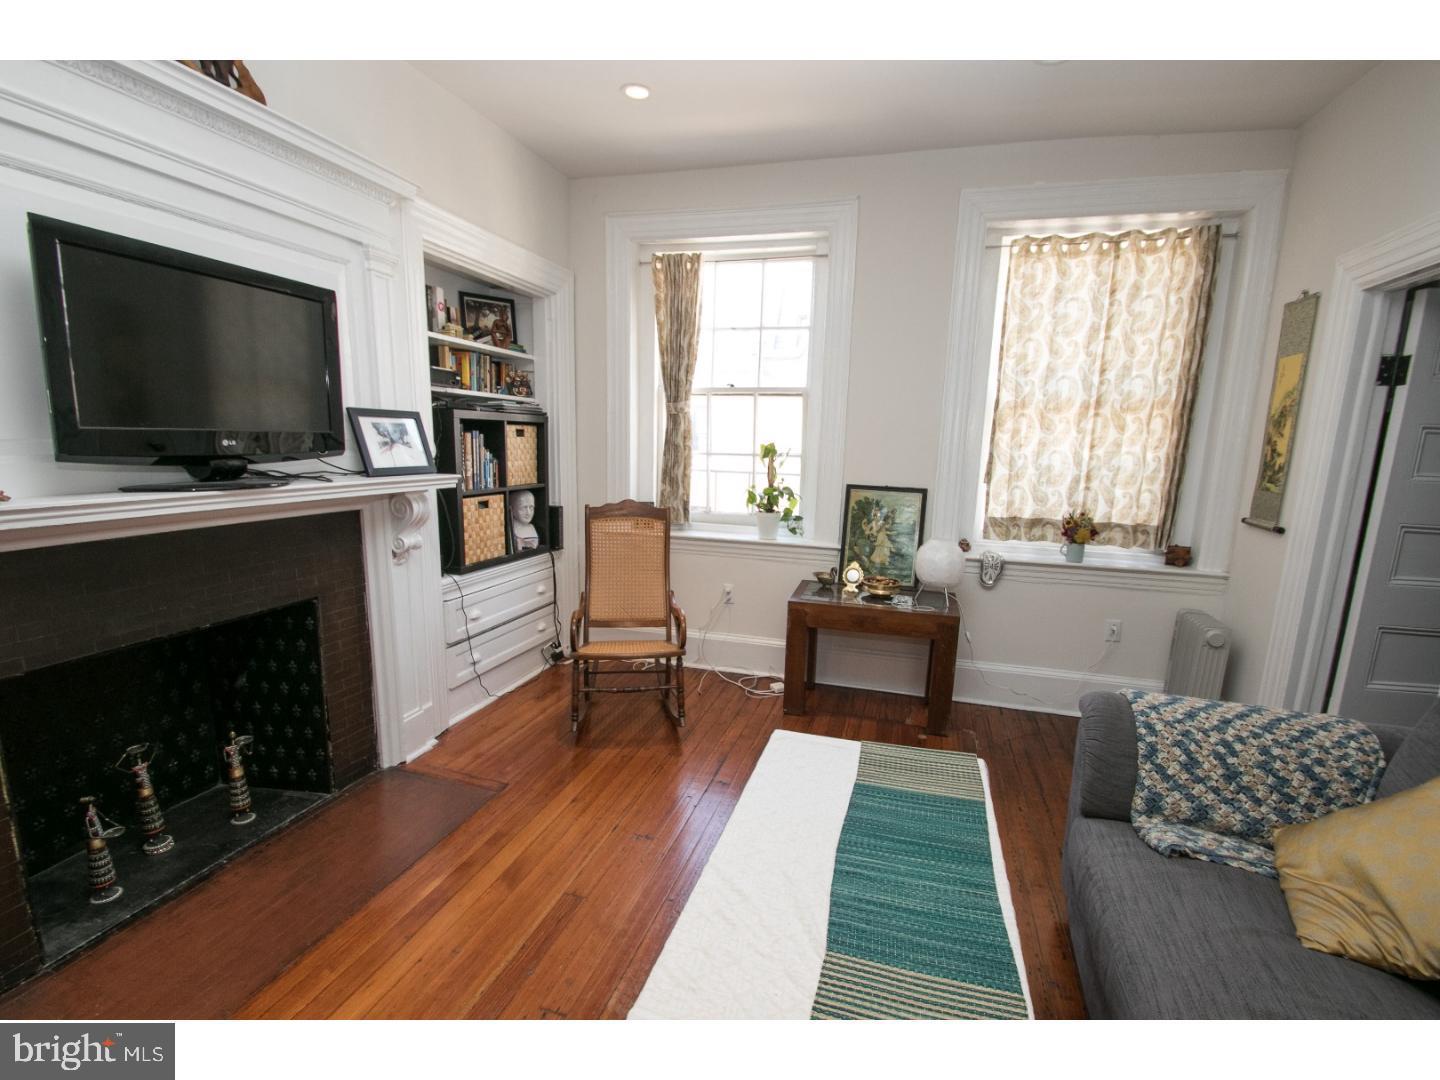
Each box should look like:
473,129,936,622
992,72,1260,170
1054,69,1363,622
747,442,799,540
1060,508,1095,563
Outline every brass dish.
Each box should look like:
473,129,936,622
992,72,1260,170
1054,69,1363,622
862,575,900,598
814,569,836,588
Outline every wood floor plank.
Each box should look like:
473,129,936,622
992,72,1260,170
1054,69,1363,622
3,664,1086,1020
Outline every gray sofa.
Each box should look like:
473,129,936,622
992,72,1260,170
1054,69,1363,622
1063,691,1440,1019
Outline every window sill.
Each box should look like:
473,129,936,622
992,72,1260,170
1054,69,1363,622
671,523,840,565
964,550,1227,595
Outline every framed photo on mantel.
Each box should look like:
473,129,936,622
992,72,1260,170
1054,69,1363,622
346,407,436,477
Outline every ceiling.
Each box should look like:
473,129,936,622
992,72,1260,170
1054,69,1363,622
412,60,1375,179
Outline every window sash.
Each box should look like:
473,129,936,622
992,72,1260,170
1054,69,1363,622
686,254,815,524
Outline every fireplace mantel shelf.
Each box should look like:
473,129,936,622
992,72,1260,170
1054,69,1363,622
0,474,459,554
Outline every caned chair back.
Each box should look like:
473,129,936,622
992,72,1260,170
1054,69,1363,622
584,500,671,630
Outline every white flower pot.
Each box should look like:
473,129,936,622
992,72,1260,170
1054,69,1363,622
755,511,782,539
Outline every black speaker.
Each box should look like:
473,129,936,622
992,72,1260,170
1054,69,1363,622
547,505,564,551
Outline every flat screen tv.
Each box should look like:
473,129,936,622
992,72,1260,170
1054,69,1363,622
27,214,345,490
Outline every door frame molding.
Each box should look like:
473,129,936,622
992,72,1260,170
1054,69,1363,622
1257,209,1440,710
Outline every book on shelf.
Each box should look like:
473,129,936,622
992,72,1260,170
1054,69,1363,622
458,430,498,490
427,285,446,333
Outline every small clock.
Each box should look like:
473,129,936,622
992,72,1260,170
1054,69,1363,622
841,560,865,595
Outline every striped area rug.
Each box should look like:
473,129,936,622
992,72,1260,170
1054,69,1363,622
811,742,1029,1019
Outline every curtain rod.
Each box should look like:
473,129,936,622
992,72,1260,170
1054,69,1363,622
639,252,827,266
983,227,1241,251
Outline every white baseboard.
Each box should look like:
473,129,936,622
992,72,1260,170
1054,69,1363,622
597,627,1159,718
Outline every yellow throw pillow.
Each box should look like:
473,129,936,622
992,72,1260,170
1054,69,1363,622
1274,775,1439,980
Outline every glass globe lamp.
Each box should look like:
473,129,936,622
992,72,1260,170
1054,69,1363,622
915,539,965,604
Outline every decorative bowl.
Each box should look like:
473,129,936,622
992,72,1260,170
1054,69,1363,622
814,569,837,587
862,575,900,598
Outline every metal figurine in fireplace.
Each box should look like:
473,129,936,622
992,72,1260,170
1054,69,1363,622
222,731,257,825
80,796,125,905
114,743,175,855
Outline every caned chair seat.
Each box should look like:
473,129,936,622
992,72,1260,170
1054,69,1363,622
571,640,684,659
569,500,688,734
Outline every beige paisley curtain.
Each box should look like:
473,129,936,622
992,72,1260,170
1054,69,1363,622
653,252,703,523
983,224,1221,549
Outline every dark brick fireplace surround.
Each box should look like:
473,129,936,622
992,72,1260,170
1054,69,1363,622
0,512,377,989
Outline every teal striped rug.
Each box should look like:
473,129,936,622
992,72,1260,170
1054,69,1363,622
811,742,1029,1019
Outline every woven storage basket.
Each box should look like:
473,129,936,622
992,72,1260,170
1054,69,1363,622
504,423,540,485
462,493,508,564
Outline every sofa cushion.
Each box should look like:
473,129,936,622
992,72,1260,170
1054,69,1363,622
1073,691,1139,821
1378,699,1440,797
1276,775,1440,980
1063,816,1440,1018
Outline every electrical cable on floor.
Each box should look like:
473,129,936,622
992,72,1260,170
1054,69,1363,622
692,588,786,699
958,607,1113,710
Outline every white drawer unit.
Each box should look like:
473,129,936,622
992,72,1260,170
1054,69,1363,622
443,563,553,646
445,612,556,691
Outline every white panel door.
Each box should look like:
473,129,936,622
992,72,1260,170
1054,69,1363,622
1336,287,1440,726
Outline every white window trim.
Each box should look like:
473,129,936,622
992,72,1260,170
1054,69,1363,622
931,171,1290,578
971,219,1242,569
606,200,858,546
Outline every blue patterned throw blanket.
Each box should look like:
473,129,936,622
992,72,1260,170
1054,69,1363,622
811,743,1029,1019
1126,690,1384,877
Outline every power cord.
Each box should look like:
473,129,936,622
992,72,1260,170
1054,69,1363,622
692,588,786,699
445,570,495,699
958,607,1113,710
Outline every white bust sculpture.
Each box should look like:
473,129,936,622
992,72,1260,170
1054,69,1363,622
511,489,540,551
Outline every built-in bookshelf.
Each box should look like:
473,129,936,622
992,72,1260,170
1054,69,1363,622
433,403,552,574
424,264,539,406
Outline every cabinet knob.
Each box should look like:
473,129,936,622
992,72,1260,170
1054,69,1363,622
537,584,548,594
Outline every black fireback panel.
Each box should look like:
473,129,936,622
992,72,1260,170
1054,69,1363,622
0,598,330,879
210,601,333,793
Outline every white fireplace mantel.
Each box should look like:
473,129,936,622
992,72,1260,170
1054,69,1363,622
0,61,482,769
0,474,459,555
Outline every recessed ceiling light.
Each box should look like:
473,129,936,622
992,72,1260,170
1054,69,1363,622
621,83,651,101
1033,59,1069,66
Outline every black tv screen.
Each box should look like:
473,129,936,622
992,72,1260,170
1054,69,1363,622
28,214,344,468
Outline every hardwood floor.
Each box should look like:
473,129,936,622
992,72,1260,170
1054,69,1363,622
6,664,1088,1019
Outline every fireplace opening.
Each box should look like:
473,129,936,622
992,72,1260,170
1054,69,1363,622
0,599,337,966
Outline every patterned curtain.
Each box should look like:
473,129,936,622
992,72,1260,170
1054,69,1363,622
983,224,1221,550
653,252,703,523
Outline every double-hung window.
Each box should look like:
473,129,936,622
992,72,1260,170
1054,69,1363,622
687,255,815,524
977,218,1235,555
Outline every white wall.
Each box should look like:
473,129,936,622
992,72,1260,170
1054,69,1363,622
248,61,569,267
569,130,1296,708
1224,61,1440,703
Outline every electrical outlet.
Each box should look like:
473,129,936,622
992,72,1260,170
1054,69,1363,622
1105,619,1123,643
722,583,734,605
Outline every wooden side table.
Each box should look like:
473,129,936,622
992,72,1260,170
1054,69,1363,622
782,580,961,736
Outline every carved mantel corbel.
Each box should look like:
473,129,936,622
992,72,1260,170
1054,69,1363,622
388,491,431,564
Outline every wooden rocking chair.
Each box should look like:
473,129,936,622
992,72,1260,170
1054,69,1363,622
569,500,687,734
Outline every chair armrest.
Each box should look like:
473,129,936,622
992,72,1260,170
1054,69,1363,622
570,594,585,653
670,591,687,649
1068,692,1139,824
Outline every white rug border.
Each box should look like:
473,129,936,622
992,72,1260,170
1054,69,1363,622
629,730,1034,1020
